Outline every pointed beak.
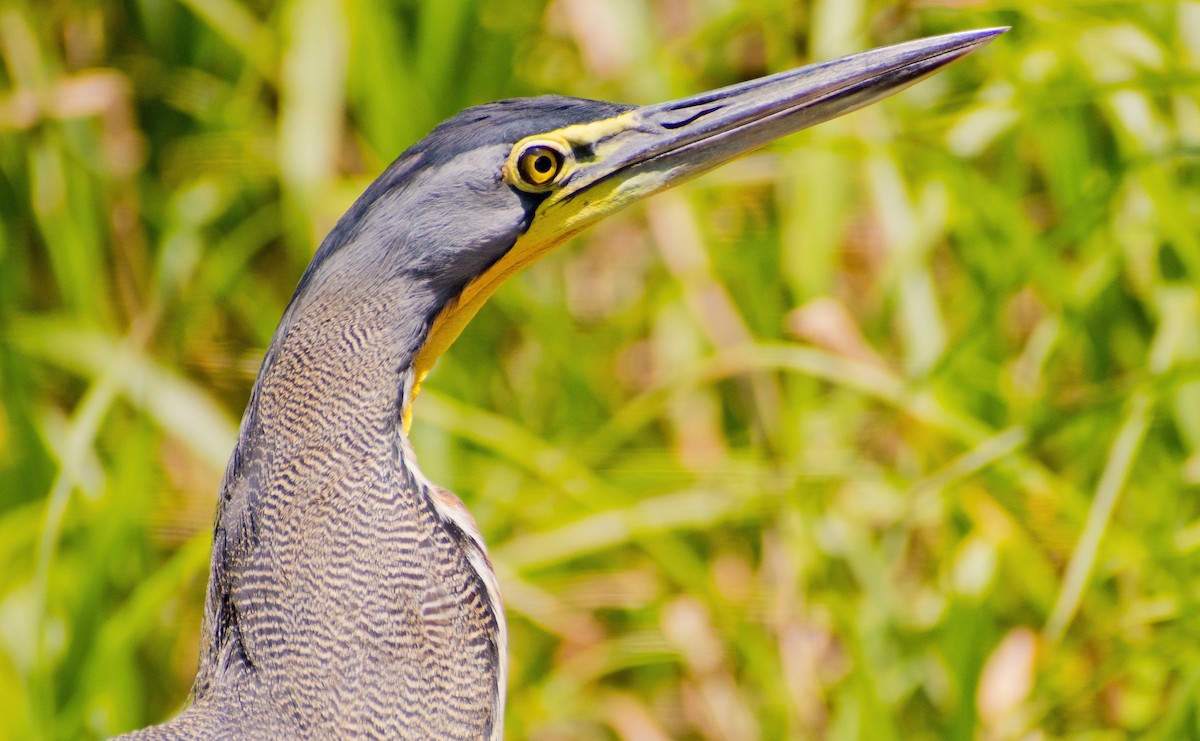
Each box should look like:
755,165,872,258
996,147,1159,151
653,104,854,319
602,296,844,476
541,27,1006,231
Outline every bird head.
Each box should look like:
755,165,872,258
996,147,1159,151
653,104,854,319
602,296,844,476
289,28,1005,429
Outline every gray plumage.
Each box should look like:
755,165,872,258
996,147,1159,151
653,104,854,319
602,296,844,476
117,29,1003,741
121,98,628,740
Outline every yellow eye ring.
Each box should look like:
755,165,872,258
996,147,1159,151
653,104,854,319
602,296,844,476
507,140,570,191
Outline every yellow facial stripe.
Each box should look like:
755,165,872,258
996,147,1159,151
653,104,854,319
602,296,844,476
553,111,640,148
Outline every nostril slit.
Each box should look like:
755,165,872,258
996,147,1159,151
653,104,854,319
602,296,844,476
660,105,722,129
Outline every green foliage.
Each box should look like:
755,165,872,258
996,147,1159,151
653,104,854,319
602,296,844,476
2,1,1198,738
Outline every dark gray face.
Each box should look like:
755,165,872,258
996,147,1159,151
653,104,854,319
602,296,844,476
290,96,635,309
337,145,530,297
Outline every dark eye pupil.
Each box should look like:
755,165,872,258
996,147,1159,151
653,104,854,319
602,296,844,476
515,145,563,186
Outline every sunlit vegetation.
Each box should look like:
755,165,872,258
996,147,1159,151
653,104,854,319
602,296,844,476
2,1,1198,738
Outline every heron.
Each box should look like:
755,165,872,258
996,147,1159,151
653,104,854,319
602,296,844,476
120,27,1004,740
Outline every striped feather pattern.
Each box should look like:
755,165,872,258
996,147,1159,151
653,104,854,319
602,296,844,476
119,280,504,740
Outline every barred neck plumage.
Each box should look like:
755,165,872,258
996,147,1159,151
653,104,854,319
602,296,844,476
187,269,506,739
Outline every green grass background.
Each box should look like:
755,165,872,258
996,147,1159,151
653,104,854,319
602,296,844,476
2,0,1199,738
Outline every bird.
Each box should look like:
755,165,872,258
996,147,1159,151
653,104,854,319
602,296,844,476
119,27,1004,740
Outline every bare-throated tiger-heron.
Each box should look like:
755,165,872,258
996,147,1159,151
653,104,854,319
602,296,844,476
121,28,1004,740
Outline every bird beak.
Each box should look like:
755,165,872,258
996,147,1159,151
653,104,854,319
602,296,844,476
532,27,1007,239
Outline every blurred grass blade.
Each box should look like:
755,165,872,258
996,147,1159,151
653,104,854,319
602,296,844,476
1044,391,1151,643
10,320,237,471
175,0,276,80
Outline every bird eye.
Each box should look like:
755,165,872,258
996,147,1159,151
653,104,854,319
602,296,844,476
513,143,567,190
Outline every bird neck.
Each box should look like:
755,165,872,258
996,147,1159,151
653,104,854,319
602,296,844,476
250,272,436,461
197,269,507,734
